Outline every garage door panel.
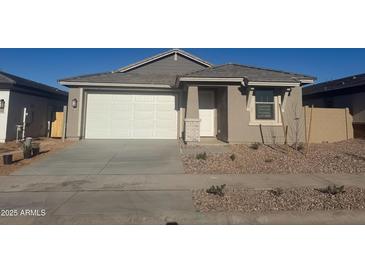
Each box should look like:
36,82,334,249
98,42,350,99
134,103,154,111
134,119,154,127
113,94,133,102
156,111,175,120
156,96,175,103
156,104,175,111
112,104,133,112
135,95,154,102
134,112,154,120
85,93,177,139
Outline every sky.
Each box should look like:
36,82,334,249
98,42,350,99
1,48,365,90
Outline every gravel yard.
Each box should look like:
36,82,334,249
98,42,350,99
193,186,365,213
0,138,74,175
182,139,365,174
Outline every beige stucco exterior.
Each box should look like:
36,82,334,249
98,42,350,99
304,91,365,124
225,85,305,144
67,84,307,145
66,87,83,139
304,91,365,138
304,106,353,143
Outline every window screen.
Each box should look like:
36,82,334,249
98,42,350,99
255,90,275,120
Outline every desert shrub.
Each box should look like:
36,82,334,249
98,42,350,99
22,142,32,159
250,142,261,150
269,187,284,196
297,142,305,151
316,184,345,195
206,184,226,197
196,152,207,160
230,154,236,161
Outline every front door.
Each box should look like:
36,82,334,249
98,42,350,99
199,90,215,136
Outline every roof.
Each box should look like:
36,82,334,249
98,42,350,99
59,50,316,88
60,72,177,86
181,64,316,83
303,73,365,96
0,71,67,96
115,49,212,73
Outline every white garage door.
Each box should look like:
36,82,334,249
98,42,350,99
85,93,177,139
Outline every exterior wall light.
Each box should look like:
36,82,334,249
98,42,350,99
0,99,5,110
71,98,78,109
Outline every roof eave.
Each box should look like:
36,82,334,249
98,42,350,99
59,81,173,89
115,49,212,73
178,77,305,87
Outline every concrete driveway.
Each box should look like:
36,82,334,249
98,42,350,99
12,140,184,175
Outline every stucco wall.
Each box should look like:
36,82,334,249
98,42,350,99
0,90,10,142
227,85,305,144
304,106,353,143
179,88,187,138
304,92,365,124
6,91,66,141
66,88,82,139
215,87,228,142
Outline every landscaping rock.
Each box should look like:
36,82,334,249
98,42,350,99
182,139,365,174
193,186,365,213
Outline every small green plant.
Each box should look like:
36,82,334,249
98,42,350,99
269,187,284,196
206,184,226,197
196,152,207,160
316,184,345,195
264,158,273,163
250,142,261,150
230,154,236,161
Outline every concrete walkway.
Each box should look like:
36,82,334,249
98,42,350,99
12,140,184,176
0,173,365,224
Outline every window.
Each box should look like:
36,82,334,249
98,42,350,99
255,90,275,120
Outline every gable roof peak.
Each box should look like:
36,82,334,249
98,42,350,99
115,48,212,73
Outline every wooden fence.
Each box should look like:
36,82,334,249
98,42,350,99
304,106,353,143
50,112,64,138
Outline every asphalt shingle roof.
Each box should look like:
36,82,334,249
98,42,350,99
182,64,316,83
61,64,316,87
303,73,365,96
0,71,67,96
60,72,177,86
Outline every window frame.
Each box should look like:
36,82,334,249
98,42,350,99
249,89,282,126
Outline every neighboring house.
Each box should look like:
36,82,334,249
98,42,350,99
59,49,315,144
303,74,365,138
0,71,68,143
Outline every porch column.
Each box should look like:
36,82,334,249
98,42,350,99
184,85,200,143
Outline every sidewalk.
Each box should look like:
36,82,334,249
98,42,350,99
0,173,364,224
0,173,364,192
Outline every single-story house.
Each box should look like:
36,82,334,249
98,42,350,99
303,73,365,138
0,71,68,143
59,49,316,144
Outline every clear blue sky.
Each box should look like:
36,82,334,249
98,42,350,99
1,48,365,91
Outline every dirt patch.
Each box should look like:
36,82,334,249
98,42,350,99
0,138,75,175
193,186,365,213
182,139,365,174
